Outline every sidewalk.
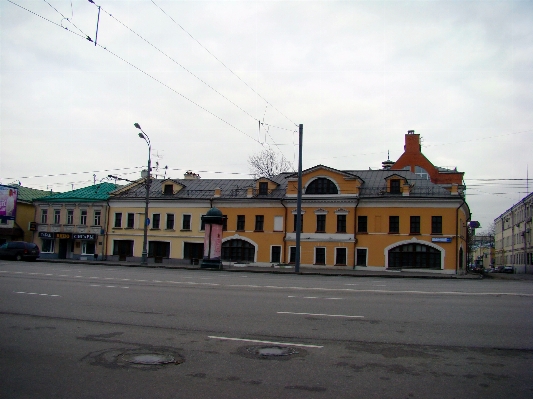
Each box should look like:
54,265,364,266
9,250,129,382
37,258,486,279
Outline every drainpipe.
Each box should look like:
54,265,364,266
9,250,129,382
455,197,468,274
353,197,360,269
281,200,287,264
103,198,110,260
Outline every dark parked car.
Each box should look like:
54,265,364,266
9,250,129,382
0,241,40,261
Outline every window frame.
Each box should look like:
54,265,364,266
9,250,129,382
390,179,401,194
166,213,175,230
258,182,268,195
152,213,160,229
67,210,74,225
357,216,367,233
293,214,303,232
337,214,346,233
126,213,135,229
182,214,192,231
315,247,326,265
335,247,347,265
271,245,282,263
316,214,326,233
431,216,442,235
236,215,245,231
80,210,88,225
255,215,264,232
41,209,48,224
389,216,400,234
356,248,367,266
410,216,421,235
54,209,61,224
94,210,101,226
114,213,122,228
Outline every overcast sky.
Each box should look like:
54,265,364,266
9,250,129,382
1,0,532,231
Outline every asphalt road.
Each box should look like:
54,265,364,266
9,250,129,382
1,261,532,399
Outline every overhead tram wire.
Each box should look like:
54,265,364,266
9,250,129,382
7,0,263,147
150,0,297,128
42,0,89,37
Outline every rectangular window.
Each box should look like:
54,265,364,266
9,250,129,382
94,211,101,226
237,215,245,231
271,246,281,263
315,247,326,265
67,210,74,225
274,216,283,232
41,209,48,224
182,214,191,230
41,239,55,253
81,241,95,255
357,216,367,233
164,184,173,195
336,247,347,265
80,210,87,225
390,179,401,194
293,214,303,232
152,213,160,229
259,182,268,195
337,214,346,233
148,241,171,258
222,215,227,231
356,248,367,266
127,213,134,229
410,216,420,234
200,216,205,231
114,213,122,228
316,214,326,232
389,216,400,233
54,209,61,224
255,215,264,231
289,246,296,263
432,216,442,234
166,214,175,230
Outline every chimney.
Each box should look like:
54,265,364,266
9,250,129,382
404,130,421,152
184,170,200,179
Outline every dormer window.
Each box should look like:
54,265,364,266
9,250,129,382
164,184,173,195
306,178,338,194
390,179,401,194
259,182,268,195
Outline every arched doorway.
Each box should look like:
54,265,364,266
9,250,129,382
388,243,441,269
222,239,255,262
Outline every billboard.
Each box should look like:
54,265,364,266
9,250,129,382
0,185,18,220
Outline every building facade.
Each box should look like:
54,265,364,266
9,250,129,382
494,191,533,273
32,183,118,260
106,132,470,274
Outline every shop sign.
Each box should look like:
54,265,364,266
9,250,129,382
73,234,97,240
56,233,71,239
432,237,452,243
38,232,54,239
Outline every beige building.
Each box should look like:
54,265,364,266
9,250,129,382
494,191,533,273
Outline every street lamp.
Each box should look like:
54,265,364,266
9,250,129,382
135,123,151,266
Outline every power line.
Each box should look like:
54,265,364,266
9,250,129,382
150,0,297,128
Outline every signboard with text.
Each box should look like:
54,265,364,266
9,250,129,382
0,185,18,220
432,237,452,243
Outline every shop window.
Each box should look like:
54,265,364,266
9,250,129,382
82,241,95,255
41,239,54,253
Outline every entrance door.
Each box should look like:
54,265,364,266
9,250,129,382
58,239,68,259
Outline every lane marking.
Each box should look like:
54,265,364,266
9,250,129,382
303,296,318,299
208,336,323,348
278,311,364,318
14,291,61,297
325,297,343,300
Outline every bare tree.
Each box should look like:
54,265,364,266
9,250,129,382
248,147,294,179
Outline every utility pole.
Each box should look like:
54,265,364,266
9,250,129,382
295,124,303,273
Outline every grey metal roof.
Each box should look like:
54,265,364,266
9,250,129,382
112,169,457,201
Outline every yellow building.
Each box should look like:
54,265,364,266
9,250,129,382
107,160,470,274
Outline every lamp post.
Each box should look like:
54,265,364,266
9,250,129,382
135,123,151,266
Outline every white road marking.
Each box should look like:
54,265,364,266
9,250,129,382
208,336,323,348
14,291,61,297
303,296,318,299
278,311,364,318
325,297,343,300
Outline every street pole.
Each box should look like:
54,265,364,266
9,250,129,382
295,124,303,273
135,123,151,266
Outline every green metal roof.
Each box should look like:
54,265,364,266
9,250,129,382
36,182,120,203
9,185,53,203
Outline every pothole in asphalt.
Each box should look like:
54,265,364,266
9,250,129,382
236,345,306,361
84,347,184,369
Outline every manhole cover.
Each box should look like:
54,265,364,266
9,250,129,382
248,346,299,357
121,353,176,365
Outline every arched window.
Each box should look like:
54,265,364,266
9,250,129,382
222,239,255,262
305,178,338,194
388,243,441,269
